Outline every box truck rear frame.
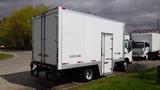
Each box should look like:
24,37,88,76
31,6,127,81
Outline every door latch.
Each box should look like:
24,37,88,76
38,53,42,56
44,54,48,57
37,53,48,57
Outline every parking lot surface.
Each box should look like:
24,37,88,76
0,51,160,90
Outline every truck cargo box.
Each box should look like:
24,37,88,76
31,7,125,78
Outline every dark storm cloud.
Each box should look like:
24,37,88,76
33,0,160,31
1,0,160,31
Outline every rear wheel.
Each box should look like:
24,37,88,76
81,68,94,81
148,54,156,60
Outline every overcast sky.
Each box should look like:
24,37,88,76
0,0,160,31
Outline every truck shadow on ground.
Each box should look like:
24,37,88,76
0,63,147,90
0,71,79,90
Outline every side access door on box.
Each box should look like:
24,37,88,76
32,9,58,65
101,33,113,74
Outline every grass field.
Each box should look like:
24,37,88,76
69,68,160,90
0,53,13,61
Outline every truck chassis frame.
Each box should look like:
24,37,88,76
30,61,57,81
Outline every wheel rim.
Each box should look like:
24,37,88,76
85,69,93,80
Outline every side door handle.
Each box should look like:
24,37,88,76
106,58,112,60
104,61,109,64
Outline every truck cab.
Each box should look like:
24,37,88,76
132,41,150,59
124,39,133,63
124,35,133,64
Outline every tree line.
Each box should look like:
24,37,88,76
0,4,48,50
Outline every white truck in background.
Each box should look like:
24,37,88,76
124,35,133,63
131,33,160,59
31,6,127,81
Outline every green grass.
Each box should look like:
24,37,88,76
0,53,13,61
69,68,160,90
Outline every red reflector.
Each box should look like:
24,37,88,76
62,63,69,65
77,61,82,63
158,51,160,57
92,60,96,62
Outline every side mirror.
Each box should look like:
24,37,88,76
124,40,132,52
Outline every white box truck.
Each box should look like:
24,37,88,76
31,6,126,81
131,33,160,59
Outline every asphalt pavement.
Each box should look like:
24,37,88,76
0,51,80,90
0,51,160,90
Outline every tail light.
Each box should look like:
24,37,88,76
158,51,160,54
158,51,160,57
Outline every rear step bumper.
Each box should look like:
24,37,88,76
30,61,57,81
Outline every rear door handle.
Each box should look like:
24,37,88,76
38,53,42,56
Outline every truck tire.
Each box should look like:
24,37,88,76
114,62,128,71
81,68,94,81
148,54,156,60
121,62,128,71
125,58,131,64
